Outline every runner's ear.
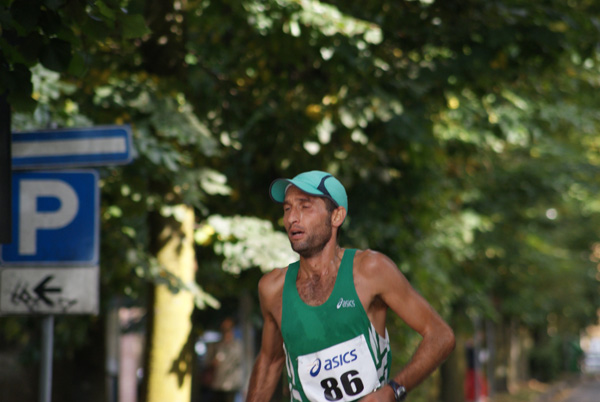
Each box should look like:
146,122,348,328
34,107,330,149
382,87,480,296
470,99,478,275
331,206,346,228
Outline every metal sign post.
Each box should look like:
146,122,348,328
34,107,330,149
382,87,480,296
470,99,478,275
40,315,54,402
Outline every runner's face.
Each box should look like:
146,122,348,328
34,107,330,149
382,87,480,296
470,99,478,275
283,186,333,258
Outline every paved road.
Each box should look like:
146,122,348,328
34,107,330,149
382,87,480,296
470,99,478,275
559,375,600,402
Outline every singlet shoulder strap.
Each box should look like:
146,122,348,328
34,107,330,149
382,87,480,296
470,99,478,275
283,259,300,298
336,248,357,287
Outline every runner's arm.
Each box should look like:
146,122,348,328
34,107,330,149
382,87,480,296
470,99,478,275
246,274,286,401
360,252,455,401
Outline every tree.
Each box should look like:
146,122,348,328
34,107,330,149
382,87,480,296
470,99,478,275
0,0,149,110
142,205,196,402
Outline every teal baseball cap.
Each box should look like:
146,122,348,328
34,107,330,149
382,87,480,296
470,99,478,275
269,170,348,211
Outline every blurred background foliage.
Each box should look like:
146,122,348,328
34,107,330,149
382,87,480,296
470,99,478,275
2,0,600,401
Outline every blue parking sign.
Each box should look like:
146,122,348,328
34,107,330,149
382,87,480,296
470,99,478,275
0,170,99,265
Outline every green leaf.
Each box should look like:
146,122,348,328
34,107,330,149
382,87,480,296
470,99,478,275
6,64,35,112
67,50,87,77
0,36,27,66
95,0,116,22
81,18,110,41
121,13,151,39
44,0,65,11
16,32,43,65
63,0,86,23
38,6,63,36
10,0,40,34
40,38,72,72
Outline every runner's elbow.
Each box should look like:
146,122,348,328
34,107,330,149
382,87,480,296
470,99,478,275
441,324,456,356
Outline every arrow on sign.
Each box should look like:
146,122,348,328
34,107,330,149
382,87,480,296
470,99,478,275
34,275,62,306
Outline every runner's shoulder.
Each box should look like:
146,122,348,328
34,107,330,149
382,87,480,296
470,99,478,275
258,266,287,300
354,248,399,277
354,248,395,267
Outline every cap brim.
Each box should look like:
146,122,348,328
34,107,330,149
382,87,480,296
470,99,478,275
269,179,292,203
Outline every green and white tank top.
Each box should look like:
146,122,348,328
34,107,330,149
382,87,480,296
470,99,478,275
281,249,391,402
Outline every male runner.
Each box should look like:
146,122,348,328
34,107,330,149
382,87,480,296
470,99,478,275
247,171,455,402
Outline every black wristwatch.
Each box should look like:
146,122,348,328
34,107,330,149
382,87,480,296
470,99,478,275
387,380,407,401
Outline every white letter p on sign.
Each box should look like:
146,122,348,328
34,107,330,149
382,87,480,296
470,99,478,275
19,180,79,255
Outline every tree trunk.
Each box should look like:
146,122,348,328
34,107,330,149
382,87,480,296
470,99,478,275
142,205,196,402
508,321,531,391
439,333,466,402
490,319,510,394
439,349,465,402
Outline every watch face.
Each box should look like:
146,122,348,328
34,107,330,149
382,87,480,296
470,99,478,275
388,381,407,401
396,386,407,400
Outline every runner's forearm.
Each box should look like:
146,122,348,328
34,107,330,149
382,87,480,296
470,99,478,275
392,324,455,391
246,352,285,402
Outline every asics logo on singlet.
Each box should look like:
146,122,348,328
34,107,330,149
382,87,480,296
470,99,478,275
310,359,322,377
310,349,359,377
337,297,355,309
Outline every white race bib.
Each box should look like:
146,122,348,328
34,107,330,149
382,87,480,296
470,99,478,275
297,335,379,401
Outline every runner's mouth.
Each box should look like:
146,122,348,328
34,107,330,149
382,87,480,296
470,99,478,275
289,228,304,238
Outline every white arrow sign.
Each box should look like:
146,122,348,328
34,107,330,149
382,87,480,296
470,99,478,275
0,267,99,314
12,125,133,169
